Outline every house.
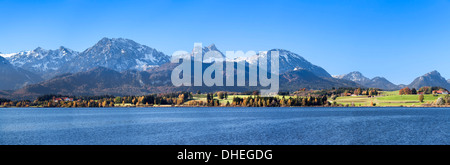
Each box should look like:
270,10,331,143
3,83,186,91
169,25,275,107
433,91,449,95
53,98,63,102
341,93,352,96
63,97,74,101
53,97,74,102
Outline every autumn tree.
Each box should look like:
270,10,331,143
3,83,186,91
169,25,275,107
354,88,361,96
418,94,424,103
218,92,224,99
399,87,412,95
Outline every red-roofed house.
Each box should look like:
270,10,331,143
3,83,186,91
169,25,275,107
434,91,449,95
53,98,63,102
63,97,74,101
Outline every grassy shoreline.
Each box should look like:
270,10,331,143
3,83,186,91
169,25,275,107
1,90,449,108
1,104,449,108
333,90,447,107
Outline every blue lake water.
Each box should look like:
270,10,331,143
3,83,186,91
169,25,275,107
0,107,449,145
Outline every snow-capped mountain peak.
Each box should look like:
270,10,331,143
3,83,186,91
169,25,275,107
190,43,226,62
3,47,79,77
334,71,400,90
232,48,331,77
59,37,170,73
336,71,371,83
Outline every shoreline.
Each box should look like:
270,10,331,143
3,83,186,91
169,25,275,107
1,105,450,108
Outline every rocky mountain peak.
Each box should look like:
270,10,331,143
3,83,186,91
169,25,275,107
334,71,400,90
239,48,331,77
59,37,170,73
424,70,441,77
408,70,449,89
205,44,218,51
335,71,370,83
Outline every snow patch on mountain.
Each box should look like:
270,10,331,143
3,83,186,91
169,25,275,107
335,71,400,90
3,47,78,76
59,38,170,73
230,48,331,77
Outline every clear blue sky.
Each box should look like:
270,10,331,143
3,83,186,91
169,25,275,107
1,0,449,84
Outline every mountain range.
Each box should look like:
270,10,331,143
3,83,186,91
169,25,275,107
333,71,400,90
10,64,357,99
234,49,332,77
5,47,79,79
408,71,450,90
334,70,450,90
58,38,170,74
1,37,449,99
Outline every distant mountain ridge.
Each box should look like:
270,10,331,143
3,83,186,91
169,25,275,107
233,49,332,77
11,65,358,99
1,38,171,79
3,47,79,79
408,70,450,89
333,71,399,90
0,38,336,81
57,37,170,74
8,43,357,99
1,37,449,97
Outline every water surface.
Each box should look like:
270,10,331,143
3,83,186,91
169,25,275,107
0,107,448,145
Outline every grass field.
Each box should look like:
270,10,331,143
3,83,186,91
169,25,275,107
377,94,439,101
334,96,375,106
380,90,400,96
190,92,446,107
335,92,443,106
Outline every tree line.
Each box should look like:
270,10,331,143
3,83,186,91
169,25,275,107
399,86,448,95
1,92,193,108
230,95,328,107
0,91,334,108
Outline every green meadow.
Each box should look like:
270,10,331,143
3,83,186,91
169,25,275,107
190,92,445,107
334,90,443,107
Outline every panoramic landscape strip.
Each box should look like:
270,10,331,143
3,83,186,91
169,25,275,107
1,37,450,108
1,0,450,151
1,86,449,108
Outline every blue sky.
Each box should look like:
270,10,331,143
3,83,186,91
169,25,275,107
0,0,449,84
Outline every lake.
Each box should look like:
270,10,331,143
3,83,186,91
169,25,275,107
0,107,449,145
